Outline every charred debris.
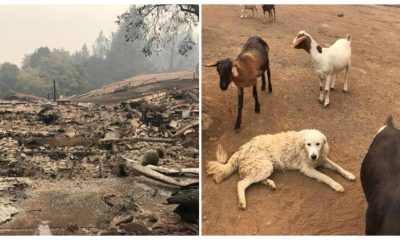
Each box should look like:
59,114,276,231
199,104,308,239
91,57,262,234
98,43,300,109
0,87,199,235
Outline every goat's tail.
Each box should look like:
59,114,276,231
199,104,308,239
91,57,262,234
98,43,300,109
207,144,238,183
386,115,394,128
346,34,351,41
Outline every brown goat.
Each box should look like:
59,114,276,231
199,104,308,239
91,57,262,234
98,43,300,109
204,36,272,130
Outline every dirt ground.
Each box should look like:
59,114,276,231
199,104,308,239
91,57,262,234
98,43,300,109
202,5,400,235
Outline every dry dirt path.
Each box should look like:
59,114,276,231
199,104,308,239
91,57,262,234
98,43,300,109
202,4,400,235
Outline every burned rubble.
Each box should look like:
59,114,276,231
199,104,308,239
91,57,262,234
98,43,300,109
0,87,199,235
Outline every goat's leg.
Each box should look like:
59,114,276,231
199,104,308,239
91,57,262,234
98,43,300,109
319,77,325,104
324,75,331,107
330,74,337,90
273,8,276,21
240,7,245,18
323,158,356,181
263,11,266,23
267,64,272,93
253,85,260,113
344,65,350,92
261,72,266,91
269,12,272,22
254,8,258,18
234,87,244,131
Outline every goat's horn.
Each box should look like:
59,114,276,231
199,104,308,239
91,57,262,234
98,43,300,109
203,62,218,67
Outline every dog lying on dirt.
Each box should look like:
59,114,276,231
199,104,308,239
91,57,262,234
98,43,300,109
207,129,356,210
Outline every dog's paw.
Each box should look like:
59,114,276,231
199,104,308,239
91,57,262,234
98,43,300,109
331,182,344,192
344,172,356,181
262,179,276,190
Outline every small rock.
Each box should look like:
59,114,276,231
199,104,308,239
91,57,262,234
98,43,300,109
109,214,134,230
119,222,152,235
146,212,159,223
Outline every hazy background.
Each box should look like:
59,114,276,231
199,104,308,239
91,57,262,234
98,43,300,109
0,5,199,99
0,5,129,66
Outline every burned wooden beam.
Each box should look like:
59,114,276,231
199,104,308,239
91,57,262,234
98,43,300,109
121,156,198,187
146,165,199,177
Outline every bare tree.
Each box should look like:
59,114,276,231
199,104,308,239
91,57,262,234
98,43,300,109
117,5,199,57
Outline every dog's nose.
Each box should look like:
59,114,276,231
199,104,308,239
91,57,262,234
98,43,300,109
311,154,317,160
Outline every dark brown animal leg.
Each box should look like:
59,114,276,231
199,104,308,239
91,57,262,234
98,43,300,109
261,73,266,91
253,85,260,113
234,87,244,130
267,65,272,93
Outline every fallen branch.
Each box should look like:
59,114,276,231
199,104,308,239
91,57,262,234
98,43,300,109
121,156,198,187
181,168,199,174
100,137,177,144
23,137,177,147
146,165,198,177
173,121,199,138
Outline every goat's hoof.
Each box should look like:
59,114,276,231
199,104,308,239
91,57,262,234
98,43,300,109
343,89,348,93
234,125,241,132
268,88,272,93
261,86,266,91
255,107,260,113
330,86,335,91
318,99,324,104
324,102,330,108
238,202,246,210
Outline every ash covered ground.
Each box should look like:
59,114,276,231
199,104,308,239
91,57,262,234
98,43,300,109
0,84,199,235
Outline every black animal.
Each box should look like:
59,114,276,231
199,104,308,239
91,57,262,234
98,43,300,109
262,5,276,23
204,36,272,130
167,182,199,224
360,115,400,235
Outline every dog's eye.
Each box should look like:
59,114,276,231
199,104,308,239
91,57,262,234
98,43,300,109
316,143,320,146
307,143,311,146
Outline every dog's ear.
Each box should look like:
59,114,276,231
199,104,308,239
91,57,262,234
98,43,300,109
321,137,329,157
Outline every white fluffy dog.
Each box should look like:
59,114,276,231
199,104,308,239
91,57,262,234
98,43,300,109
207,129,356,210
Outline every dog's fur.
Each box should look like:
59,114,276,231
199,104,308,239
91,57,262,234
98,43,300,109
207,129,356,210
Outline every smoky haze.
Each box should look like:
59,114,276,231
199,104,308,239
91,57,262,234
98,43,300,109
0,5,129,65
0,5,199,99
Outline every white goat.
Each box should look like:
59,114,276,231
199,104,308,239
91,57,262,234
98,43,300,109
240,5,258,19
292,30,351,107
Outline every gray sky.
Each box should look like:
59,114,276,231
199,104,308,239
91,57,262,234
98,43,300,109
0,5,130,66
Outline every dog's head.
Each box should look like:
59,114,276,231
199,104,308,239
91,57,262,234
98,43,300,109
303,130,328,161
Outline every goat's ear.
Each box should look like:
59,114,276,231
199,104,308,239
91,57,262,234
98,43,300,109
232,66,239,77
292,35,305,48
203,62,218,67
